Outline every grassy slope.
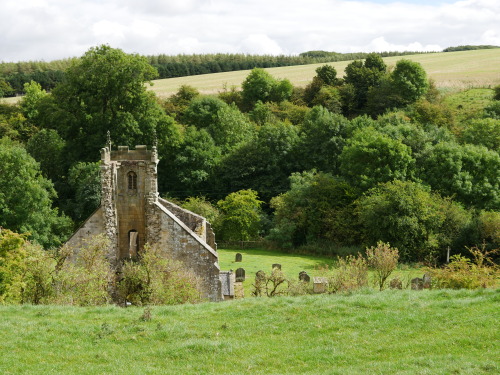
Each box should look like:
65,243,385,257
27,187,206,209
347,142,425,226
0,289,498,374
149,49,500,98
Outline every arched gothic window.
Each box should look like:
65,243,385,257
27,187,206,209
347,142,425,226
128,171,137,190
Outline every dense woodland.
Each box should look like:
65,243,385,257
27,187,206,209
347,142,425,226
1,45,499,266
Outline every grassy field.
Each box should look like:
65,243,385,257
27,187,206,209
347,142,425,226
149,49,500,98
0,289,498,374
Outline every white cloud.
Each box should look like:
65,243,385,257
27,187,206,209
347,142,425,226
0,0,499,61
239,34,285,55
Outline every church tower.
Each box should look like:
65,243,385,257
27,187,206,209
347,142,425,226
66,137,222,301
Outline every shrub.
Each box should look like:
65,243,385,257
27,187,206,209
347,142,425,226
428,245,498,289
251,268,289,297
366,242,399,290
118,243,202,305
53,234,114,306
328,253,368,293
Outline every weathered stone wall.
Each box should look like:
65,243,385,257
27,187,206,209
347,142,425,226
147,201,222,302
157,198,214,244
65,206,106,259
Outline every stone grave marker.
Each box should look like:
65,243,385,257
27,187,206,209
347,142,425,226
299,271,310,282
313,277,328,293
422,273,432,289
235,253,242,262
235,267,246,282
272,263,281,270
411,277,423,290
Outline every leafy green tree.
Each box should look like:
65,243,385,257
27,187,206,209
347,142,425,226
418,142,500,210
339,127,415,190
183,96,228,128
208,104,255,153
391,59,429,105
459,118,500,150
356,180,467,262
241,68,293,109
343,53,387,113
66,162,101,224
0,78,14,98
169,127,221,197
315,65,339,86
217,189,263,241
0,138,72,248
268,171,359,249
19,81,47,121
297,106,348,173
43,45,179,163
217,122,300,202
26,129,65,182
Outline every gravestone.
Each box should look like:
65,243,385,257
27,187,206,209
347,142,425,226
389,278,402,289
313,277,328,293
272,263,281,270
411,277,423,290
422,273,432,289
235,253,242,262
235,267,246,282
299,271,310,282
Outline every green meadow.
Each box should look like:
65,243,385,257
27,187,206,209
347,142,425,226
0,289,498,374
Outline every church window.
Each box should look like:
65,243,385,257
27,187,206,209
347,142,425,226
128,171,137,190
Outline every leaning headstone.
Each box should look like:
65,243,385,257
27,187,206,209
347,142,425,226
235,253,242,262
299,271,310,282
422,273,432,289
411,277,423,290
313,277,328,293
235,267,246,282
389,277,402,289
272,263,281,270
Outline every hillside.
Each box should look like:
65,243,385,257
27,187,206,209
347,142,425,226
0,289,498,374
149,49,500,98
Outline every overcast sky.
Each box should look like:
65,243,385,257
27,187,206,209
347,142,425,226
1,0,499,62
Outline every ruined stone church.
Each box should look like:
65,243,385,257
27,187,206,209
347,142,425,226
66,139,222,301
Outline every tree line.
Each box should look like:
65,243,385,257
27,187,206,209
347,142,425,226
0,45,499,265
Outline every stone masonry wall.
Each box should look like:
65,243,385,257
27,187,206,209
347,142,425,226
147,201,221,302
65,207,106,259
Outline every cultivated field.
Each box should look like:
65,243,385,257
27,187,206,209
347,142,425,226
149,49,500,98
1,289,498,374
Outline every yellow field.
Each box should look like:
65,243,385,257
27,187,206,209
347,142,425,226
150,49,500,98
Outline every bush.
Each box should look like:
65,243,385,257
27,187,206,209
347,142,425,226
328,253,368,293
53,234,114,306
366,242,399,290
118,243,201,305
252,268,290,297
428,246,498,289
